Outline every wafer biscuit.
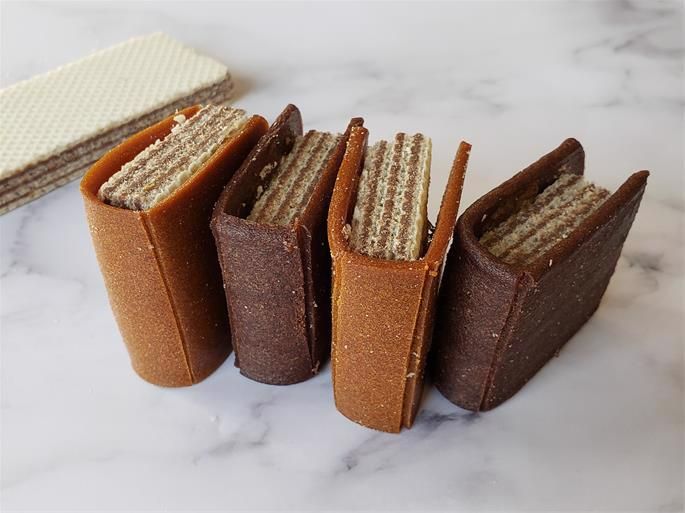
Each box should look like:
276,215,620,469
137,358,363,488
328,123,470,432
212,104,358,385
349,134,431,261
99,105,247,210
81,107,267,386
431,139,648,411
2,33,234,214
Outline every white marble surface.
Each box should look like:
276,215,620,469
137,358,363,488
1,1,683,511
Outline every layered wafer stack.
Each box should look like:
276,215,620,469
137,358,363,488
247,130,343,225
212,105,356,385
3,33,234,214
349,134,431,261
480,172,610,266
99,105,248,210
431,139,648,412
81,105,267,386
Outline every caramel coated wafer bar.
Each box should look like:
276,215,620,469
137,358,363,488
328,123,470,433
81,106,267,387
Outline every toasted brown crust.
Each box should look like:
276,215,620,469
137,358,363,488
430,138,649,411
211,105,363,385
81,106,268,387
328,125,471,432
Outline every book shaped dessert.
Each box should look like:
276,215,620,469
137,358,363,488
2,33,234,214
430,138,648,411
81,105,267,386
211,105,360,385
328,123,471,432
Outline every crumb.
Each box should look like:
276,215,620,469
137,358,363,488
342,223,352,241
259,162,277,180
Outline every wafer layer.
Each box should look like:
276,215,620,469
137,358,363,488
0,33,234,214
247,131,342,225
98,105,247,210
349,133,431,261
480,172,610,266
0,80,231,215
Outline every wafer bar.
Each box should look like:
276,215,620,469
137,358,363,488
328,124,470,432
211,105,360,385
2,33,234,214
81,106,267,386
430,138,648,411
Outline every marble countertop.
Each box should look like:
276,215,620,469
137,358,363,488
1,1,682,511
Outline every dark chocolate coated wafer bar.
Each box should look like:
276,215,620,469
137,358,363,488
328,123,471,432
211,105,361,385
430,138,649,411
81,107,268,386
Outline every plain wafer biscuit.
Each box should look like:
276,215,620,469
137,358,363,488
1,33,234,214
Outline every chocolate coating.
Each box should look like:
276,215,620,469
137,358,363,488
430,138,649,411
211,105,362,385
81,107,268,386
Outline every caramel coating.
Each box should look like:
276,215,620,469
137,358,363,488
81,106,268,386
328,123,471,433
